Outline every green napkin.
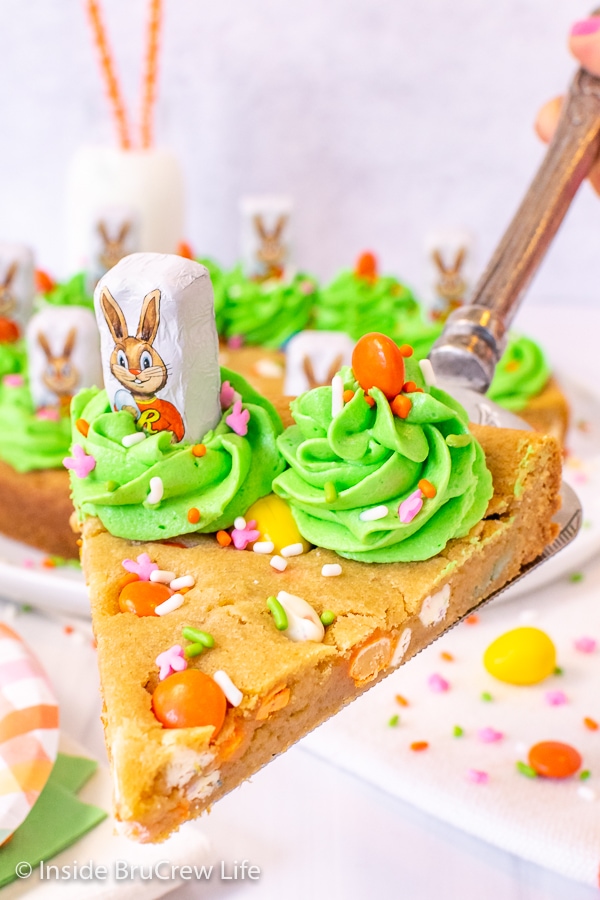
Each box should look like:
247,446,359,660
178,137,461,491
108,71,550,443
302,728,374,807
0,753,108,888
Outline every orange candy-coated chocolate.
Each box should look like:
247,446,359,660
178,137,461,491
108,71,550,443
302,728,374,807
118,580,172,616
152,669,227,734
352,333,405,400
0,317,20,343
528,741,582,779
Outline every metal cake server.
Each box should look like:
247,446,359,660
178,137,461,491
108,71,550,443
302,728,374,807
426,51,600,584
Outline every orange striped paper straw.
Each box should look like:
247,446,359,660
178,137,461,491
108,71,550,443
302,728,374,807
85,0,132,149
140,0,162,149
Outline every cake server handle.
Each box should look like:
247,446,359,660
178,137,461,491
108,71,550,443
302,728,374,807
429,37,600,393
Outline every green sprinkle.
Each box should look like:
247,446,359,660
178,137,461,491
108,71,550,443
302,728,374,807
554,666,563,676
453,725,464,738
267,596,288,631
446,433,471,448
106,480,119,492
388,714,400,727
583,520,592,530
184,642,204,658
516,761,538,779
20,604,32,613
481,691,493,702
182,627,215,648
324,481,338,503
569,572,584,583
320,610,336,626
580,770,591,781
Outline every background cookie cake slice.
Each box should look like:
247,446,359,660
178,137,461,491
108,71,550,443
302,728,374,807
71,254,562,843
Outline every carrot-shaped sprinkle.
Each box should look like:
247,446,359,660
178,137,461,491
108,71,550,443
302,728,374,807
140,0,162,149
85,0,132,149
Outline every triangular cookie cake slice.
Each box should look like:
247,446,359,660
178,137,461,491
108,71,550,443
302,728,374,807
68,253,562,843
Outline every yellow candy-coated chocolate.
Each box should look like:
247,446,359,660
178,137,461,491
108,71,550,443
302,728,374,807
245,494,311,554
483,627,556,686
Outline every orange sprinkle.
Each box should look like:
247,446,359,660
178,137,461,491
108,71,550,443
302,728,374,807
63,625,74,635
117,572,139,591
178,586,191,595
395,694,409,707
187,507,201,524
76,539,83,547
584,717,598,731
177,241,194,259
42,557,56,569
440,651,454,662
402,380,418,393
343,389,355,404
390,394,412,419
364,394,375,407
35,269,55,293
216,530,232,547
410,741,429,752
75,418,90,437
465,614,479,626
192,443,207,457
419,478,437,498
399,344,414,358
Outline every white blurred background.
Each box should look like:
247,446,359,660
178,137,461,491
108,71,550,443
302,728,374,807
0,0,598,304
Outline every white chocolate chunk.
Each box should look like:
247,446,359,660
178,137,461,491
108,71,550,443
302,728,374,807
277,591,324,643
419,583,451,626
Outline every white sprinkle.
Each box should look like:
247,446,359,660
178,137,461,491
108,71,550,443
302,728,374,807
331,374,344,417
155,593,185,616
234,516,246,530
270,555,288,572
253,541,275,555
213,669,243,707
150,569,176,584
419,358,437,387
254,358,283,378
518,608,538,624
147,477,164,505
321,563,342,577
359,504,388,522
514,742,527,757
170,575,195,591
122,432,146,447
281,542,304,558
578,786,596,802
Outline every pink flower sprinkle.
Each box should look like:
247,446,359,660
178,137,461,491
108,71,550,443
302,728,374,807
122,552,158,581
428,673,450,693
156,645,187,681
300,280,316,295
220,380,236,409
231,519,260,550
22,558,35,569
399,489,423,524
226,400,250,437
36,407,60,421
574,636,597,653
228,335,244,349
63,444,96,478
466,769,489,785
3,374,23,387
477,727,503,743
545,690,568,706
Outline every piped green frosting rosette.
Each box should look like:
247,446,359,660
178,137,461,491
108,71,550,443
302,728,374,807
69,368,286,541
487,334,550,412
0,378,71,472
272,362,493,563
223,272,317,348
39,273,93,311
0,340,25,380
315,270,442,359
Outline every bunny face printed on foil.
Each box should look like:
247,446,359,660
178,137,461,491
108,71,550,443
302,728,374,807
0,262,18,318
253,214,287,281
97,220,132,273
283,330,354,396
37,328,80,414
431,247,467,317
100,286,185,442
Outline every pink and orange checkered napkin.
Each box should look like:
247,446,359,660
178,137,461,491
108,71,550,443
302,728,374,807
0,622,59,843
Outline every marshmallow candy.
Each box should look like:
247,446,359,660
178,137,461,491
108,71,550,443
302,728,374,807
26,305,102,413
284,330,354,396
0,243,35,329
240,195,293,281
95,253,220,444
66,147,184,276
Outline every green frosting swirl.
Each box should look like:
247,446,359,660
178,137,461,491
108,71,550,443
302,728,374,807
315,270,442,359
487,334,550,412
223,271,317,348
39,273,93,311
69,368,286,541
0,379,71,472
272,361,493,563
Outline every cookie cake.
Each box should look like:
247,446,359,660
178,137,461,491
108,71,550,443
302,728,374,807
68,252,562,842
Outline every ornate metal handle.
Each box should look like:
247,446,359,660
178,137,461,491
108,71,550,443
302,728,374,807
429,53,600,392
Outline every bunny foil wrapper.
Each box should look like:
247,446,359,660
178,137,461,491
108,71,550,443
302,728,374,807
284,330,354,396
0,243,35,330
94,253,221,445
26,305,102,413
240,195,293,281
89,206,140,286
